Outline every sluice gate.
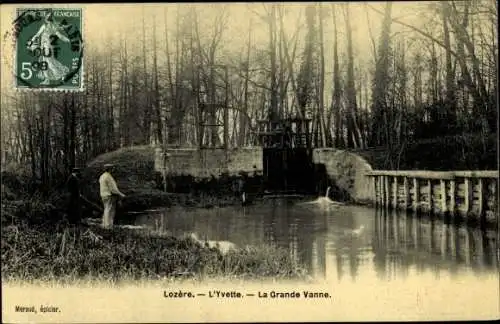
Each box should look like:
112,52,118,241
257,117,316,194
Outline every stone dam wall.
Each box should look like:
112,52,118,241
154,147,373,203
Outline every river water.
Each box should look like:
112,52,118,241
134,198,499,319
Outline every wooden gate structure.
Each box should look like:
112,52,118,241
257,117,315,194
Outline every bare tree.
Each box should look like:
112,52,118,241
370,2,393,147
330,4,344,148
343,3,364,149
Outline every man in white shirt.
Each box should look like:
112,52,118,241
99,164,126,229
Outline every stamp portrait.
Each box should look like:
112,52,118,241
13,8,84,91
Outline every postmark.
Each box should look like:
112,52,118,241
13,8,84,91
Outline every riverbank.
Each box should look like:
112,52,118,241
1,193,309,284
2,154,310,284
355,133,497,171
1,221,308,284
2,162,307,284
80,145,259,215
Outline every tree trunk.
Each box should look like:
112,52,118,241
317,4,327,147
70,94,76,169
441,2,456,128
370,2,393,147
269,4,279,124
343,4,363,149
152,14,162,145
141,9,151,144
239,17,252,147
330,4,343,148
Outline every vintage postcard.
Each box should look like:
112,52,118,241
1,2,498,323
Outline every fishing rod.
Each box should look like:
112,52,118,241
79,194,103,212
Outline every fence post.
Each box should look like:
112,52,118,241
413,178,419,213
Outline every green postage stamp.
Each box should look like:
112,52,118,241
13,8,84,91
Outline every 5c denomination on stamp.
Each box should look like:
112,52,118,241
13,8,84,91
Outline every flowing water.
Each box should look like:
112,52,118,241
134,198,499,319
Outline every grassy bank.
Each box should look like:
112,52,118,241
81,145,250,214
1,146,307,284
1,222,307,284
356,133,497,171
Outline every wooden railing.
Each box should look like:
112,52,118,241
366,170,498,224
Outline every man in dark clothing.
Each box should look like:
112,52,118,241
67,167,82,225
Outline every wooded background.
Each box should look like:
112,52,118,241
1,2,497,191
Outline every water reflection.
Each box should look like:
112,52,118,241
372,208,497,280
135,200,497,282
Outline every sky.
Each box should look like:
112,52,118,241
0,1,479,106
